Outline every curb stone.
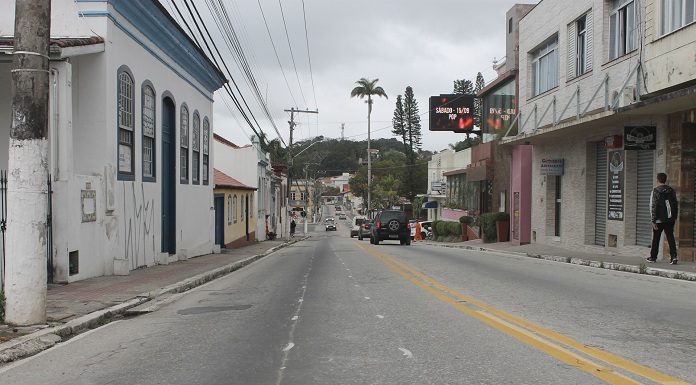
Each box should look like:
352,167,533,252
422,241,696,282
0,236,309,364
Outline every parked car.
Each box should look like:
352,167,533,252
410,220,432,240
350,216,367,237
370,210,410,245
325,218,336,231
358,219,372,241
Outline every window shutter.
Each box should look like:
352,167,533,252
567,21,577,80
585,11,593,72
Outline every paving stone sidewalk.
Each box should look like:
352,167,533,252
420,238,696,280
0,238,297,351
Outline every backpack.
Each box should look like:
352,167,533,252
655,187,678,222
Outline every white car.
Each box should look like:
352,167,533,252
350,216,367,237
410,220,432,239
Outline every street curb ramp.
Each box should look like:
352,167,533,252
0,236,309,365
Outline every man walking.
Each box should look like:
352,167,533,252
647,173,679,264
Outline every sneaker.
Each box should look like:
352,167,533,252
670,259,678,265
646,257,657,263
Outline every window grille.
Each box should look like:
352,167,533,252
142,85,156,180
192,112,200,184
180,106,189,183
118,70,135,177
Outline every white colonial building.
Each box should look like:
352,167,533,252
0,0,225,283
506,0,696,260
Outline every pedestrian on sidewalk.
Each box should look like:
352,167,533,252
414,221,423,242
647,172,679,264
290,219,297,237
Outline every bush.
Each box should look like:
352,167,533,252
447,221,461,236
480,212,510,243
459,215,474,225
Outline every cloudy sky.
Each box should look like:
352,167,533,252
163,0,535,152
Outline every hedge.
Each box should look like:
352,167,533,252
432,220,461,238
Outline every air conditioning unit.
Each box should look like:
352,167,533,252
612,86,636,108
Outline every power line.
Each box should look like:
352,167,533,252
206,0,286,145
277,0,308,108
174,0,267,145
301,0,318,109
257,0,298,108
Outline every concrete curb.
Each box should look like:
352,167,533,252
422,241,696,282
0,236,309,364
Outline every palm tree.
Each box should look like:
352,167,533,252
350,78,387,215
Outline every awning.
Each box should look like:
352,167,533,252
422,201,438,209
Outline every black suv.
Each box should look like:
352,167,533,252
370,210,410,245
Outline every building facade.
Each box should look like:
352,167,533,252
213,169,256,248
0,0,225,283
506,0,696,260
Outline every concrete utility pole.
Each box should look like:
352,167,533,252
284,108,318,237
5,0,51,325
367,96,373,218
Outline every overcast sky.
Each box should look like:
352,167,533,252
165,0,536,152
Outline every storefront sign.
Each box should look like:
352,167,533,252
624,126,656,150
607,150,624,220
540,158,564,175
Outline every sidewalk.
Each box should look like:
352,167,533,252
0,236,305,363
421,239,696,281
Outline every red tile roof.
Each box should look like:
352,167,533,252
214,169,256,190
213,133,240,148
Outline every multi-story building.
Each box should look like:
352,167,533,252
506,0,696,260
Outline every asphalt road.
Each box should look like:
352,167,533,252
2,206,695,385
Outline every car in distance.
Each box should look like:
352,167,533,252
350,216,367,238
370,210,410,245
338,213,347,220
335,205,342,212
325,218,337,231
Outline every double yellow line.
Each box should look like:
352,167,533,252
356,242,692,385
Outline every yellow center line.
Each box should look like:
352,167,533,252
355,241,692,385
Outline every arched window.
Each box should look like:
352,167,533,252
241,194,245,222
202,117,210,185
234,195,239,223
192,111,201,184
117,67,135,180
142,83,156,181
180,105,189,183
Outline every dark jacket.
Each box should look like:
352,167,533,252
650,185,678,223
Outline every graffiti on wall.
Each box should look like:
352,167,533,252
122,182,156,269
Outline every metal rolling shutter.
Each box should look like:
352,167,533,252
595,143,607,246
636,151,654,247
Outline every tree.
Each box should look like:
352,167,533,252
474,72,486,129
453,79,474,95
391,95,407,154
402,86,422,200
373,175,401,209
322,185,340,196
449,136,482,151
350,78,387,214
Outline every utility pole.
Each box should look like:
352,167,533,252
367,97,373,218
6,0,51,325
341,123,344,140
284,108,317,238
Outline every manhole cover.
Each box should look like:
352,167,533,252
177,305,252,315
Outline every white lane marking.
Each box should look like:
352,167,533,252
399,348,413,359
348,275,352,278
364,296,371,300
282,343,295,352
354,284,360,287
291,316,299,321
298,298,304,303
376,315,384,319
346,268,350,271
